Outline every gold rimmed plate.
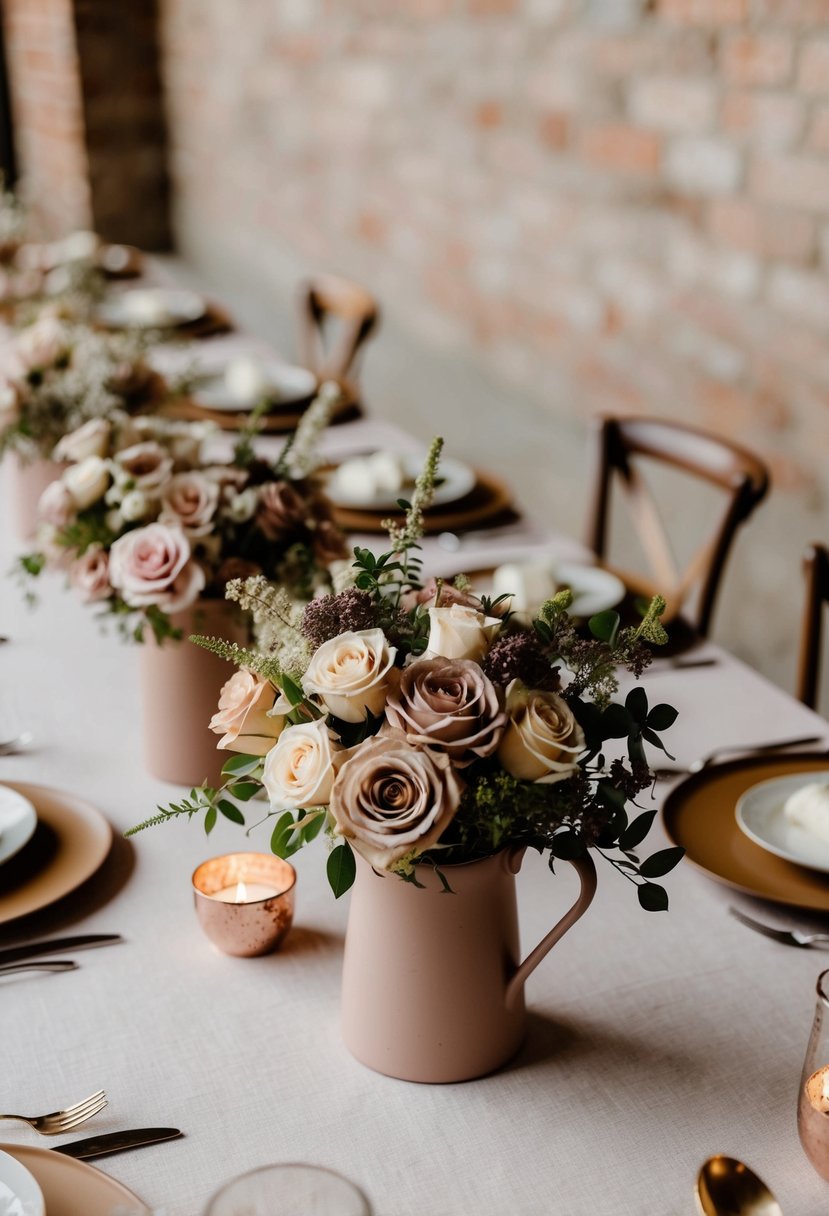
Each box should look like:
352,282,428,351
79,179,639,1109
0,1144,150,1216
0,783,112,926
663,753,829,911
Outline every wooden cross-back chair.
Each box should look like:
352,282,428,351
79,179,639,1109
296,273,379,385
797,543,829,710
586,416,770,637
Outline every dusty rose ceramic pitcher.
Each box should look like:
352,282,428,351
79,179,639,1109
341,846,597,1083
5,453,67,541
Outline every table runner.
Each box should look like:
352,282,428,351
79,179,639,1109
2,303,829,1214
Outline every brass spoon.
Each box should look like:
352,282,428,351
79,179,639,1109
695,1156,782,1216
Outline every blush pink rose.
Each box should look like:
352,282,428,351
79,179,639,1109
68,544,111,603
209,670,286,756
109,522,205,613
160,471,220,538
38,479,75,528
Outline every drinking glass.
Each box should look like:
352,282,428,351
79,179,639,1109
203,1163,371,1215
798,968,829,1179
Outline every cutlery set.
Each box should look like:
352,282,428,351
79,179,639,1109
653,734,826,780
0,933,123,978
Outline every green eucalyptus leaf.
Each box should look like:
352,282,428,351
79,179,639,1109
221,753,262,777
600,703,632,739
619,809,657,850
639,846,685,878
217,799,245,825
625,686,649,723
551,829,585,859
589,610,620,645
642,727,676,759
638,882,669,912
227,781,260,802
327,843,357,898
270,811,296,857
204,805,217,835
647,704,678,732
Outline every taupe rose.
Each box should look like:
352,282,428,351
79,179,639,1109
109,522,205,613
498,681,585,784
263,718,343,809
256,480,307,539
210,670,286,756
68,544,111,603
384,657,506,766
160,471,220,538
113,441,173,495
302,628,397,723
329,729,464,870
426,602,501,663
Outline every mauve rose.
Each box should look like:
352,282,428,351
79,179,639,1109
38,479,75,528
15,317,69,370
384,657,506,767
109,522,205,613
210,670,286,756
160,471,220,537
498,681,585,784
256,480,308,539
302,628,397,723
113,442,173,494
68,544,111,603
313,518,348,565
329,729,464,870
263,718,343,809
54,418,111,462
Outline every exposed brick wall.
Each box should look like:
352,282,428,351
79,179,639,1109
2,0,91,235
158,0,829,517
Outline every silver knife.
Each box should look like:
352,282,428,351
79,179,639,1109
0,934,122,967
53,1128,183,1160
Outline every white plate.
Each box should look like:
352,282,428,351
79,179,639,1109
96,287,206,329
484,562,625,619
194,363,318,411
0,1144,149,1216
0,1148,44,1216
736,771,829,873
327,453,476,510
0,787,37,869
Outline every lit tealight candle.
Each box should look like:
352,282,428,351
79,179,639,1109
806,1065,829,1114
211,880,280,904
192,853,296,957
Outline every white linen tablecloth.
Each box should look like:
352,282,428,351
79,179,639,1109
3,412,829,1215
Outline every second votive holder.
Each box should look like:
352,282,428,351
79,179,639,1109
192,852,296,957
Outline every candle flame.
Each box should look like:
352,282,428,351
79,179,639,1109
236,880,247,902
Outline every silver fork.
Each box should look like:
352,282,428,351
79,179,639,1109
0,961,78,977
729,906,829,948
654,734,825,779
0,1089,107,1134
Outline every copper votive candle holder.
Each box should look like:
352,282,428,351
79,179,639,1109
192,852,296,957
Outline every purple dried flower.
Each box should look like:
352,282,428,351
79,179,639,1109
301,588,378,648
482,630,559,692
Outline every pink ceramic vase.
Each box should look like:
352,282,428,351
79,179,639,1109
5,452,66,541
341,846,597,1083
139,598,248,787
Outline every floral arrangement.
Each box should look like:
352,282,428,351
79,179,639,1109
21,383,348,642
0,316,157,461
129,439,683,910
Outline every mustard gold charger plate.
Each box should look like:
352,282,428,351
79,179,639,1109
0,783,112,926
0,1144,150,1215
663,753,829,910
161,390,361,433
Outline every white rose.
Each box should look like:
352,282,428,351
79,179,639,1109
105,508,124,532
38,479,75,528
120,489,151,522
226,487,259,523
15,317,69,370
263,718,343,809
497,681,585,784
426,603,502,662
302,628,397,723
63,455,110,510
54,418,111,462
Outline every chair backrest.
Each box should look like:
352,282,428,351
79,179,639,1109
586,415,769,637
296,273,379,382
798,543,829,710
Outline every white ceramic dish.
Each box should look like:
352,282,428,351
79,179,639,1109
0,787,37,869
195,363,318,411
0,1144,149,1216
327,453,476,510
96,287,206,329
736,771,829,873
0,1148,44,1216
483,562,625,619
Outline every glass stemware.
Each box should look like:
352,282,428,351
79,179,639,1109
203,1163,371,1216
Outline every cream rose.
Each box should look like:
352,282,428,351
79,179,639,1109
384,657,506,766
15,317,69,370
63,455,110,510
160,471,220,538
68,544,111,603
498,682,585,784
113,441,173,495
302,628,397,722
329,730,464,870
263,718,343,809
38,478,75,528
109,522,205,613
426,602,502,662
209,671,287,756
54,418,111,462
